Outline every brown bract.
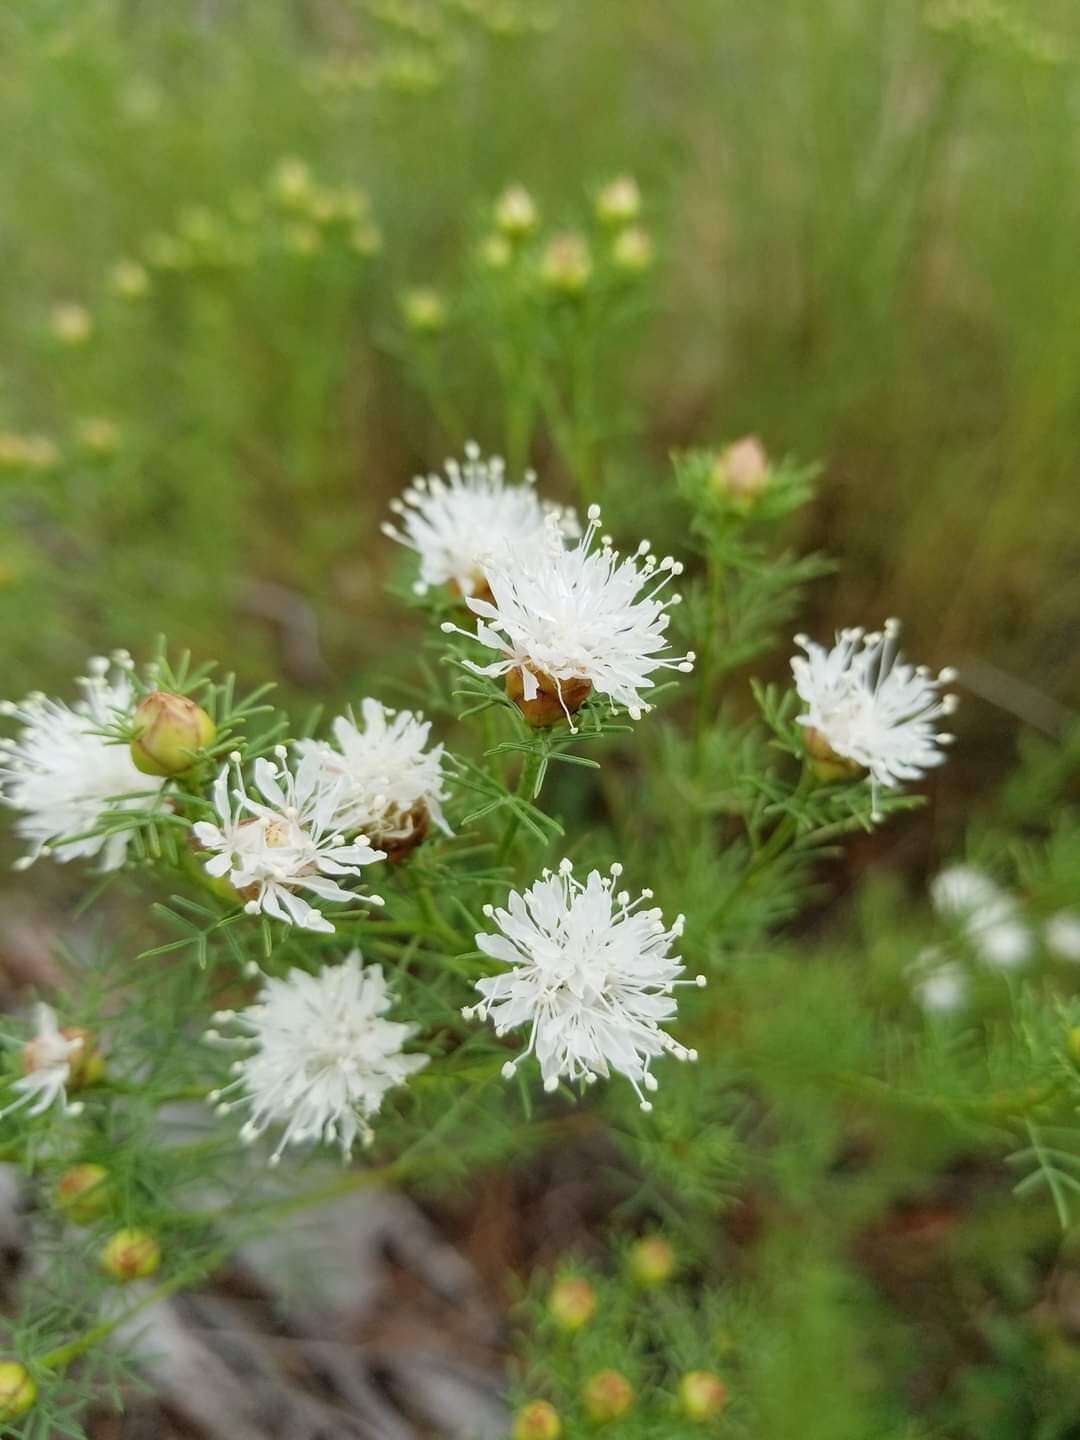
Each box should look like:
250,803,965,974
505,666,592,728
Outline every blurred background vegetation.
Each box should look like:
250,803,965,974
4,2,1080,1435
3,0,1079,718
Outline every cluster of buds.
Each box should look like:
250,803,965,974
267,157,381,259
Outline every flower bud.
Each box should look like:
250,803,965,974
539,233,592,297
479,233,513,270
110,258,150,300
270,156,314,210
512,1400,561,1440
628,1235,677,1286
100,1227,161,1282
401,287,448,336
679,1370,728,1422
596,175,642,226
494,184,538,238
506,667,592,729
547,1275,597,1331
76,417,121,457
800,724,862,784
0,1362,36,1422
1067,1026,1080,1067
611,226,653,274
55,1163,110,1224
351,221,383,258
130,691,216,777
583,1370,634,1423
710,435,770,508
50,303,93,347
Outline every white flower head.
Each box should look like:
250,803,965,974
443,505,695,729
208,952,428,1162
1046,911,1080,962
465,859,705,1110
791,619,957,817
193,748,386,934
296,699,450,848
910,949,968,1014
382,442,577,598
0,654,164,871
930,863,1033,970
1,1005,89,1120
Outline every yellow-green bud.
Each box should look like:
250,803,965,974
351,221,383,257
109,258,150,300
76,417,121,457
512,1400,561,1440
679,1370,728,1422
100,1227,161,1282
270,156,314,210
479,233,513,270
401,287,447,336
611,226,653,274
50,303,93,347
547,1275,597,1331
539,233,592,297
494,184,538,238
710,435,770,508
55,1163,110,1224
582,1370,634,1423
130,691,216,777
0,1362,36,1422
1068,1027,1080,1066
596,175,641,226
628,1235,677,1286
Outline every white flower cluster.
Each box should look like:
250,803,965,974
207,952,427,1162
0,1005,90,1121
791,619,957,818
382,442,576,598
0,655,163,871
295,699,450,850
463,859,705,1110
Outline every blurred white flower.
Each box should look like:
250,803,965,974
911,950,968,1014
930,863,1033,969
383,443,575,598
208,953,427,1162
444,505,695,728
0,1005,86,1119
193,749,385,933
1045,911,1080,962
0,655,163,871
296,699,450,850
465,859,704,1110
791,619,957,818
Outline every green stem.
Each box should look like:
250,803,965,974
496,750,543,865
